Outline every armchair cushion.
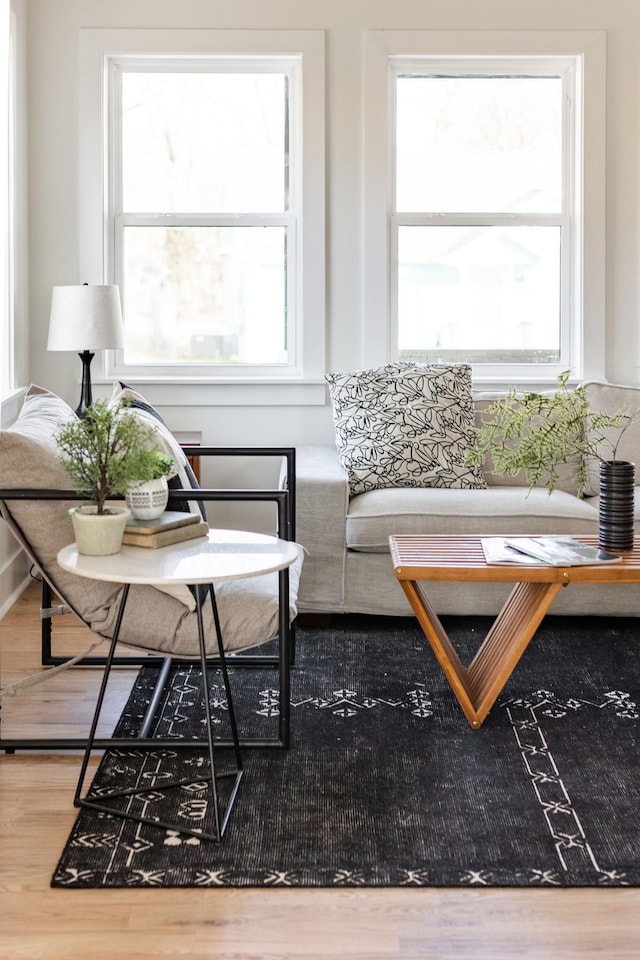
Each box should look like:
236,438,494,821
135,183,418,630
0,385,124,620
326,362,487,496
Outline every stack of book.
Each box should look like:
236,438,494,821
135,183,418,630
122,511,209,549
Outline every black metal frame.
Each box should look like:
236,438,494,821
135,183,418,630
75,581,244,843
0,446,296,754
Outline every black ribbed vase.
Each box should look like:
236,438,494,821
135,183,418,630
599,460,635,552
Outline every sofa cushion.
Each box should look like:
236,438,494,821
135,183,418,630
345,485,599,552
581,381,640,493
326,363,487,496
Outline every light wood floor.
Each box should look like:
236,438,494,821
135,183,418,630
1,581,640,960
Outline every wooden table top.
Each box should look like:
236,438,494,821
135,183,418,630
389,534,640,585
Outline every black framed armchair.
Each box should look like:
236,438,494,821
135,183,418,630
0,384,303,753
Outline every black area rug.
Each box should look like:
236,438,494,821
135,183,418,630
52,615,640,888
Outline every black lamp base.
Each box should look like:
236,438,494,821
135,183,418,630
76,350,95,418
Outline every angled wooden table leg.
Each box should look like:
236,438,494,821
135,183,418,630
399,578,564,728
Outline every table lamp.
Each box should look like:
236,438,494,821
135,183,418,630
47,284,125,417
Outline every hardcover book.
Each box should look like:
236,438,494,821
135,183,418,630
122,519,209,549
123,511,201,536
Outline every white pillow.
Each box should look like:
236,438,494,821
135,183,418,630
9,383,78,444
326,363,487,496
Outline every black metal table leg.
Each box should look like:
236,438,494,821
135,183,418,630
74,582,243,843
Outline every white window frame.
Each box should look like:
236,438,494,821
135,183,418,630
79,29,325,407
364,31,606,388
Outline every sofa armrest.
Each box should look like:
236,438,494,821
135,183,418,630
295,445,349,612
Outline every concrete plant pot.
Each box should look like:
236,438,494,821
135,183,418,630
69,505,131,556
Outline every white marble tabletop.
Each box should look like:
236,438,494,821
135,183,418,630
57,528,299,586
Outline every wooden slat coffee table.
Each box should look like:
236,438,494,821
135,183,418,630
389,534,640,729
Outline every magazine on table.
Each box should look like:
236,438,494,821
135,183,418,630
481,536,622,567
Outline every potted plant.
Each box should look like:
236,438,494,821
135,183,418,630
467,371,637,551
55,400,175,555
125,449,176,520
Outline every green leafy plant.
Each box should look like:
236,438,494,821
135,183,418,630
56,400,175,515
142,449,176,481
466,371,636,496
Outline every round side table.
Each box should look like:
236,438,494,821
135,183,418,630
57,529,300,843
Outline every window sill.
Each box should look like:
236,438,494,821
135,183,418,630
93,377,327,407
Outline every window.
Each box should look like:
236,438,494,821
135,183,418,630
79,30,325,401
113,62,292,370
364,32,606,384
395,66,568,367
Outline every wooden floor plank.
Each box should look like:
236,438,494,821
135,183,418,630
1,580,639,959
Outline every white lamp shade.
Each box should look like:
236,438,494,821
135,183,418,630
47,285,125,352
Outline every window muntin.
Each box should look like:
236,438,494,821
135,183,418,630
110,57,297,372
389,56,577,376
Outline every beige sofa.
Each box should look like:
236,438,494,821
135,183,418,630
295,381,640,618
